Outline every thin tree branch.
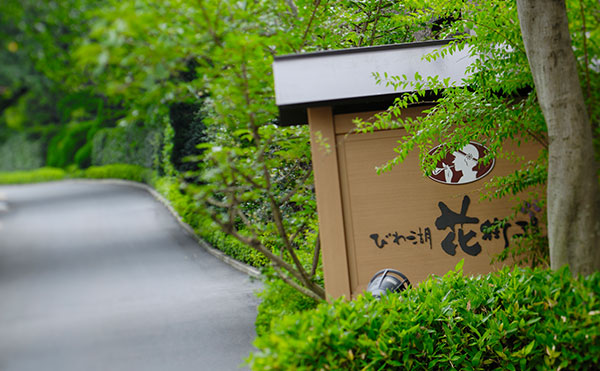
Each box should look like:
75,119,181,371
368,0,384,46
231,164,267,190
310,232,321,278
206,197,229,209
273,266,324,301
236,209,253,229
460,16,526,55
279,168,313,205
357,5,372,47
209,210,310,285
285,0,298,17
288,222,307,246
267,192,313,285
239,61,314,288
197,0,223,46
525,129,549,149
300,0,322,49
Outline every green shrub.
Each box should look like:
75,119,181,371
168,102,207,173
83,164,151,183
0,132,44,171
159,124,176,177
74,141,93,168
0,167,66,184
46,120,98,168
198,218,270,268
91,125,162,169
255,277,319,337
250,265,600,370
154,176,269,268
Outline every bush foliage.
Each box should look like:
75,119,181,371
0,167,66,184
255,277,319,337
82,164,152,183
154,177,269,268
91,125,162,169
0,133,44,171
168,102,207,173
250,265,600,370
46,120,99,168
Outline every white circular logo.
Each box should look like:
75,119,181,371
427,142,495,185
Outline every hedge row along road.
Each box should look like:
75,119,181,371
0,181,260,371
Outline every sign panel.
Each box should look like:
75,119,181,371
334,119,542,297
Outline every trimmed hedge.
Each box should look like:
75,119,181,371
82,164,152,183
255,277,319,336
91,125,162,169
0,133,44,171
168,102,207,173
46,120,98,168
0,167,66,184
154,177,269,268
250,265,600,370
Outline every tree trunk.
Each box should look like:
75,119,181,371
516,0,600,275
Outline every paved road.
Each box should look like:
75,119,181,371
0,181,261,371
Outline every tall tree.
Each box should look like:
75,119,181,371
357,0,599,274
74,0,422,301
516,0,600,275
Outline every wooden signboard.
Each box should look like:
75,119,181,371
309,105,542,299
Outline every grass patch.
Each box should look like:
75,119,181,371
0,167,67,184
82,164,152,183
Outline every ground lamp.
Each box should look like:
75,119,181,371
366,269,411,299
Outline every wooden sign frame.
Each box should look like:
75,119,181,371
308,106,542,299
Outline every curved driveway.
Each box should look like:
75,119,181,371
0,181,260,371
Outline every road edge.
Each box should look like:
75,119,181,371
71,179,262,279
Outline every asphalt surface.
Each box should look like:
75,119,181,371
0,181,261,371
